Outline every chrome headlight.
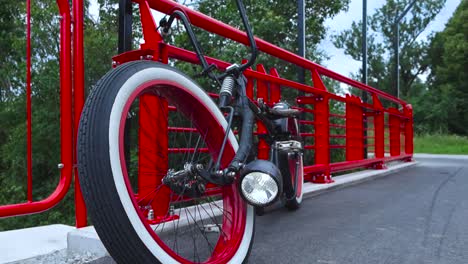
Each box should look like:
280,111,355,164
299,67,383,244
239,160,282,207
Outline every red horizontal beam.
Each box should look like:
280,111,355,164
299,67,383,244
168,148,209,153
329,113,346,118
330,158,383,173
330,145,346,149
168,127,198,133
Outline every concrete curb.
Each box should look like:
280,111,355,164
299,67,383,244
67,226,108,257
302,161,418,199
414,153,468,160
0,224,74,264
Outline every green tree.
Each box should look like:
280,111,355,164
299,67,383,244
332,0,446,99
422,0,468,135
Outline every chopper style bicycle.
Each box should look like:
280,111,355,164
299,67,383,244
77,0,304,263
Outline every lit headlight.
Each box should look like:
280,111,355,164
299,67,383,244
239,160,282,207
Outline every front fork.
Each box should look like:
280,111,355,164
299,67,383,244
163,73,254,192
270,140,302,201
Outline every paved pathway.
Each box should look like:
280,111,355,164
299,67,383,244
250,156,468,264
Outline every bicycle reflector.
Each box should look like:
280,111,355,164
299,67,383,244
239,160,282,207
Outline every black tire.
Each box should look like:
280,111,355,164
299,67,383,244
283,152,304,210
283,118,304,211
78,61,255,264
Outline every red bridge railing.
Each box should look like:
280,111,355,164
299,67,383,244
0,0,86,227
0,0,413,228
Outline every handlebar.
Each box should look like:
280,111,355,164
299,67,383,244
162,0,257,78
234,0,257,73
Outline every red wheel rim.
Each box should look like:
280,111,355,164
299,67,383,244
117,80,248,263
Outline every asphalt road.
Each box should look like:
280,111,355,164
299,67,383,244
250,156,468,264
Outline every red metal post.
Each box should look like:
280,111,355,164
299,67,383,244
372,95,384,159
139,0,162,50
73,0,87,228
371,94,386,169
389,108,401,157
26,0,33,203
345,95,363,161
311,70,333,183
256,64,269,160
404,104,414,158
269,68,281,103
138,95,171,217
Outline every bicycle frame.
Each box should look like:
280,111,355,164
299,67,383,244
114,0,412,214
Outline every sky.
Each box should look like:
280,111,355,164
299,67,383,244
89,0,461,79
319,0,462,77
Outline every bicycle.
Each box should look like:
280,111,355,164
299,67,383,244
77,0,303,263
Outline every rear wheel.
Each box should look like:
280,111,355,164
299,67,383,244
78,61,254,264
283,152,304,210
283,118,304,210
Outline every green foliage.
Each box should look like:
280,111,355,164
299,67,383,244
331,0,468,137
414,134,468,154
332,0,446,98
423,0,468,135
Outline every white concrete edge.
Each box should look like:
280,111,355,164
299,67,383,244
67,226,108,258
413,153,468,160
302,161,418,199
0,224,75,264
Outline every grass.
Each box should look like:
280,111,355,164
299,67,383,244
414,134,468,154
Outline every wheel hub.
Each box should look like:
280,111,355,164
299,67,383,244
162,163,206,198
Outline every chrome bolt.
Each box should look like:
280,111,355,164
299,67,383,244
169,205,175,216
57,163,64,169
148,209,154,220
198,184,206,193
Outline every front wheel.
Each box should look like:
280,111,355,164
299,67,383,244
78,61,254,264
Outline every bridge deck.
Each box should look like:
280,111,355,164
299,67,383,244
252,155,468,264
